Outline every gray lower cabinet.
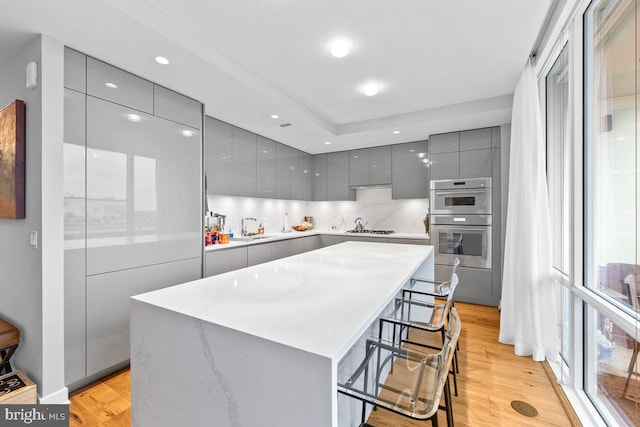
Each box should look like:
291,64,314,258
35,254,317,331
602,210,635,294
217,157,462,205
289,238,305,255
434,264,495,306
205,116,233,195
86,57,153,113
313,154,328,201
247,240,291,266
460,148,492,178
303,235,320,252
86,258,201,376
257,136,277,198
389,238,429,245
153,85,202,129
328,152,356,200
64,248,86,385
430,152,459,180
232,127,257,197
319,235,344,247
391,141,429,199
344,236,388,243
205,247,248,277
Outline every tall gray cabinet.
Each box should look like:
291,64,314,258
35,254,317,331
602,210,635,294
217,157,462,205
63,48,202,386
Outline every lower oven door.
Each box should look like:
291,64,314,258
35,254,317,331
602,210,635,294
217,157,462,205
432,224,492,269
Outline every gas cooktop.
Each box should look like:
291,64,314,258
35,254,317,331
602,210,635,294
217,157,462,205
346,230,395,235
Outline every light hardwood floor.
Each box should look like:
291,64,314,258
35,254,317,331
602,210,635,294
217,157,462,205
69,302,578,426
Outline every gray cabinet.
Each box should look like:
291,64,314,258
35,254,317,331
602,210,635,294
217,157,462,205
277,143,294,199
247,240,291,266
232,127,257,197
349,148,370,186
291,149,313,201
205,247,248,277
344,236,388,243
319,235,344,247
86,57,153,113
327,152,356,200
429,132,459,154
460,149,492,178
205,117,233,196
271,240,291,260
313,154,328,201
370,146,391,185
435,264,494,306
303,235,320,252
289,238,305,256
64,48,86,92
86,258,201,376
389,238,429,245
391,141,429,199
430,152,459,180
257,136,277,198
153,85,202,129
460,128,491,151
302,153,313,201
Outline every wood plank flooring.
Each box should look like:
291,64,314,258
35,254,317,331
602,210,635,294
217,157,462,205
69,302,578,426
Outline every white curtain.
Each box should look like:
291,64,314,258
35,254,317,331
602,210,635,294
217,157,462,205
499,59,559,362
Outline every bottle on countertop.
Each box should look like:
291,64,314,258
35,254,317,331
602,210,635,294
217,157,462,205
258,223,264,235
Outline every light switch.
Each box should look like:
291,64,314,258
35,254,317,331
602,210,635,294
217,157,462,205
30,231,38,248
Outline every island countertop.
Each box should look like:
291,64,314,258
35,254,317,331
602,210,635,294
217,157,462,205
132,241,433,361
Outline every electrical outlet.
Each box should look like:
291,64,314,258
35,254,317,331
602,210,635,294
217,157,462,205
30,230,38,248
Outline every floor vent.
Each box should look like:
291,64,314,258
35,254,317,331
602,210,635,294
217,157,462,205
510,400,539,417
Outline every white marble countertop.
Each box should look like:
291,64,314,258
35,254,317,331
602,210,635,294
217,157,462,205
133,241,433,361
205,229,429,251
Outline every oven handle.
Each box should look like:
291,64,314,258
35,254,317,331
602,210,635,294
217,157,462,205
434,189,488,196
431,225,490,232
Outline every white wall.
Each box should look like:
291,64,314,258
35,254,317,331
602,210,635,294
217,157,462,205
207,188,429,235
0,35,67,403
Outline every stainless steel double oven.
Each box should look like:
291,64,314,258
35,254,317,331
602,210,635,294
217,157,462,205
430,177,492,269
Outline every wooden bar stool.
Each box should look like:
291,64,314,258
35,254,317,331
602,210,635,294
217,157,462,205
0,317,20,375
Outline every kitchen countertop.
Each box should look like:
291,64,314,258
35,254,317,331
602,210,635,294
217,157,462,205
205,229,430,251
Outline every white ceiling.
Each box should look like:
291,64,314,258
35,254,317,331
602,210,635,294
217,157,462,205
0,0,552,153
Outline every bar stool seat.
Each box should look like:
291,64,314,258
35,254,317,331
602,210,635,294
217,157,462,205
0,317,20,374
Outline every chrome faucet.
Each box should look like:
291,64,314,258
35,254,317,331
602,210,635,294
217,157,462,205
241,217,257,236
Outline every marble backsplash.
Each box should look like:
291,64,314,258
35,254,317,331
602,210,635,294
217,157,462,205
207,188,429,235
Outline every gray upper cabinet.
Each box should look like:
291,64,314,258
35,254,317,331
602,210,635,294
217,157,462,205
370,146,391,185
257,136,277,198
459,128,492,151
64,48,86,92
86,57,153,113
313,154,328,201
429,132,459,154
302,153,313,201
460,149,492,178
276,143,294,199
391,141,429,199
328,151,356,201
430,152,459,180
232,127,257,197
205,117,233,196
349,148,370,186
292,152,313,201
491,126,501,147
153,86,202,129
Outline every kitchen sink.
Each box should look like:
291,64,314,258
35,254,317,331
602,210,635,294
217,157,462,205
231,235,272,242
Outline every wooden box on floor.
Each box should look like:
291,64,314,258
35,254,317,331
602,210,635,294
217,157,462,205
0,370,37,404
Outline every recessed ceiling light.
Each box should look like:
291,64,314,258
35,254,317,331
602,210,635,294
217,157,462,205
330,38,351,58
105,82,118,89
155,56,169,65
262,150,268,153
410,149,415,152
393,130,400,134
127,113,142,123
363,83,379,96
181,130,194,138
325,141,331,145
271,114,279,119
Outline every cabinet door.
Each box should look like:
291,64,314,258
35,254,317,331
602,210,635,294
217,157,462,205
435,265,494,306
459,128,492,152
86,57,153,113
302,153,314,201
344,236,388,243
459,148,492,178
205,247,248,277
276,143,293,199
289,238,305,256
64,48,86,92
491,126,501,147
271,240,291,260
370,146,391,185
429,132,459,154
313,154,328,201
153,85,202,129
349,148,370,186
257,136,277,198
290,148,305,200
391,141,429,199
327,152,355,200
429,152,460,180
86,97,202,275
86,258,201,376
248,244,272,266
389,238,429,245
205,117,233,196
303,235,320,252
232,127,257,197
319,235,344,247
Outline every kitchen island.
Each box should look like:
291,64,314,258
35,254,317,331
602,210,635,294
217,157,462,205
130,241,434,427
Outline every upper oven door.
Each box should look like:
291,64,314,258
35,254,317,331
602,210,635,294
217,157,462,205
432,224,492,269
430,187,492,215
